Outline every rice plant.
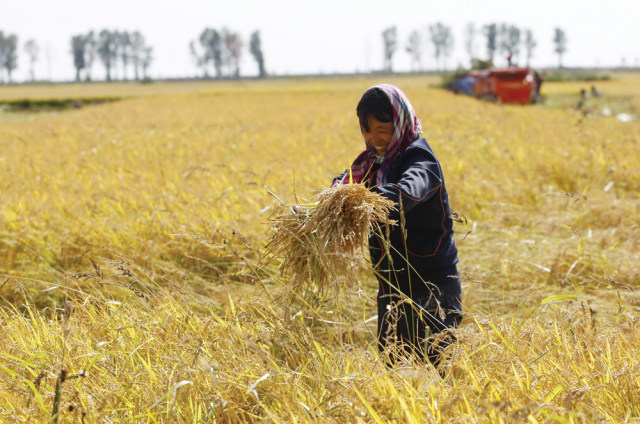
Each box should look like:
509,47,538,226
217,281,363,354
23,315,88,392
1,74,639,422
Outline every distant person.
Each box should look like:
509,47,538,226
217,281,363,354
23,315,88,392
575,88,587,109
533,71,543,102
575,88,596,116
333,84,462,368
580,88,589,100
507,53,513,66
591,85,602,97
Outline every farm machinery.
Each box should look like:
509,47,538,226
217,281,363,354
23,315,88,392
452,66,543,104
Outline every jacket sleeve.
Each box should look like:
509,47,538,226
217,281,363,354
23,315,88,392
331,169,348,186
371,151,442,218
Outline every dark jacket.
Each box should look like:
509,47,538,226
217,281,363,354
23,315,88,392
336,137,459,297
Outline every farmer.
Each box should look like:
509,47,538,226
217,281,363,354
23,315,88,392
333,84,461,367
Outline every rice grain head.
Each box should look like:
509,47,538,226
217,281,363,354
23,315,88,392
266,183,396,293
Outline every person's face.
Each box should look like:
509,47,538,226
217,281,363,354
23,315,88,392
361,115,393,156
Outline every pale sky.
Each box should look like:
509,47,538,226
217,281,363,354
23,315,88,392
3,0,639,82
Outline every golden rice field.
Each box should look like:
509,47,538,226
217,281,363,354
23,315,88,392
1,73,640,423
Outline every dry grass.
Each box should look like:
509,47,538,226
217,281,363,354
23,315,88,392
2,276,640,422
1,74,640,422
266,184,395,293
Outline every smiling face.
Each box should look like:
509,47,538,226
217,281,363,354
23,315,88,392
356,87,394,156
361,115,393,156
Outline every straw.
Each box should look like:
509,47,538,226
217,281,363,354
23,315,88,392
266,183,396,293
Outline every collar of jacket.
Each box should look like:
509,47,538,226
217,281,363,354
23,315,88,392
378,137,431,184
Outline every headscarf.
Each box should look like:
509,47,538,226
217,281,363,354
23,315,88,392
339,84,422,185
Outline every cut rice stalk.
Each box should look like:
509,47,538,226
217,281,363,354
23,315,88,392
266,183,396,293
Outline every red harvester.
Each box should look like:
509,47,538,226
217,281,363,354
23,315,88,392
469,67,542,104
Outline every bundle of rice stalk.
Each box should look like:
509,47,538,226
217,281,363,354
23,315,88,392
266,183,396,293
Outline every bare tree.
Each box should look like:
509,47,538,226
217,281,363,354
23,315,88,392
111,30,122,80
141,46,153,79
464,23,477,62
84,31,97,81
190,40,208,78
429,22,453,71
524,29,536,67
0,32,5,82
98,30,118,81
0,33,6,82
249,30,266,78
191,27,246,78
0,32,18,83
382,26,397,73
191,28,223,78
71,34,86,81
483,23,497,64
208,30,223,78
499,24,521,65
553,28,567,69
130,31,147,81
405,30,422,71
224,29,242,78
24,39,39,82
118,31,132,80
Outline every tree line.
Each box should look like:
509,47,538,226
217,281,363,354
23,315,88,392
382,23,567,72
71,30,153,82
0,29,154,83
1,23,568,83
0,27,265,83
189,28,265,79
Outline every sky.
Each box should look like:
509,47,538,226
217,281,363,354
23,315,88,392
2,0,639,82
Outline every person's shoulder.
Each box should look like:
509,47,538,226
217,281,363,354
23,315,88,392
404,137,436,158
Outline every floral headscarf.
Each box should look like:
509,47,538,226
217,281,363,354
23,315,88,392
339,84,422,185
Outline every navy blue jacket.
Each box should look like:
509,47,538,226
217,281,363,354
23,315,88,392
336,137,459,297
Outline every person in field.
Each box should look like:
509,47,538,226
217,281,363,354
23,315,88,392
333,84,461,367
